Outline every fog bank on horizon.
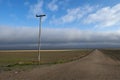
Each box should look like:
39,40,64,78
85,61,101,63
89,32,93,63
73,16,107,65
0,26,120,50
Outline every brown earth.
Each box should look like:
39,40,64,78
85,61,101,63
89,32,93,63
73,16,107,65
0,49,120,80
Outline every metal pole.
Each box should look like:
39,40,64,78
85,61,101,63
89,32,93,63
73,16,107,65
38,17,41,64
36,14,46,65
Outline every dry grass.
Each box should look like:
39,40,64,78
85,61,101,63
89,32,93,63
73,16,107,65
0,49,92,66
100,49,120,60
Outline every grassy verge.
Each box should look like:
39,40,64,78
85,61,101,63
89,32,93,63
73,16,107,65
0,49,92,71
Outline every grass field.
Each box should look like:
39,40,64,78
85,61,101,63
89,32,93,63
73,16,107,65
0,49,92,67
100,49,120,60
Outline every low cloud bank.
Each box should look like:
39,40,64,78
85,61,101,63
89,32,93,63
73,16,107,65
0,26,120,49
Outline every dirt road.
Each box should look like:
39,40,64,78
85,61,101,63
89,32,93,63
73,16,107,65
1,49,120,80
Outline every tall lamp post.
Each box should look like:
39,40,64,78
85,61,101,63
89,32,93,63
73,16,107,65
36,14,46,64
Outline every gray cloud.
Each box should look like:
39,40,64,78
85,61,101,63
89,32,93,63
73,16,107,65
0,26,38,44
0,26,120,49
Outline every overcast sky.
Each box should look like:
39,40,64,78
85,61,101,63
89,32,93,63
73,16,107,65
0,0,120,49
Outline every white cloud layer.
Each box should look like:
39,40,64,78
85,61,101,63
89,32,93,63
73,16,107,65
85,3,120,27
51,5,94,24
48,0,58,11
1,26,120,49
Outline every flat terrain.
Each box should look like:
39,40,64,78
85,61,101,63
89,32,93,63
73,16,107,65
0,49,91,72
0,49,120,80
0,50,91,66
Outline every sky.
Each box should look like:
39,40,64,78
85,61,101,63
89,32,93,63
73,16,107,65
1,0,120,49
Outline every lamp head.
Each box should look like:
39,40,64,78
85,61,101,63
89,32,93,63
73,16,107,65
36,14,46,17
